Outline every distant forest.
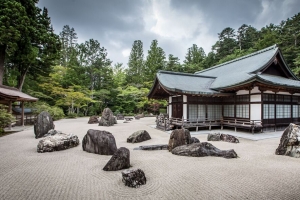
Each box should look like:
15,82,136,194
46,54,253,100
1,1,300,118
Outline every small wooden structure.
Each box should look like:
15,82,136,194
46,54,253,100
0,85,38,128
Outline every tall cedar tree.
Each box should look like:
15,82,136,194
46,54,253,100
0,0,60,90
127,40,144,85
145,40,166,82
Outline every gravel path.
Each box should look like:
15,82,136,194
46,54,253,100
0,117,299,200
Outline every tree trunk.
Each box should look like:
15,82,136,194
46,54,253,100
17,67,29,91
0,45,6,85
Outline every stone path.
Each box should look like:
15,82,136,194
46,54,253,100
0,117,299,200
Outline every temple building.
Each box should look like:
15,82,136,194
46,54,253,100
148,44,300,131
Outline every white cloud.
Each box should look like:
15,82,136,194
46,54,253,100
121,48,131,58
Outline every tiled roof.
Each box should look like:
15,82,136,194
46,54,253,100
149,44,300,97
156,71,218,95
0,85,38,101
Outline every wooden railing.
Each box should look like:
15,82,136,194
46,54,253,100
168,117,263,133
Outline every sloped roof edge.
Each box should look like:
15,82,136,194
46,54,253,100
195,44,278,74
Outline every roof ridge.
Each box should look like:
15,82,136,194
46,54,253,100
158,70,216,79
195,44,278,74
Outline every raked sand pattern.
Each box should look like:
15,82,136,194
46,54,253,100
0,117,300,200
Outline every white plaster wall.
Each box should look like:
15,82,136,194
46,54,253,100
251,86,260,93
250,104,261,121
169,96,172,118
251,94,261,102
264,91,275,94
277,92,291,95
183,95,187,119
236,90,249,95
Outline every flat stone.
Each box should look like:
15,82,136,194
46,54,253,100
171,142,238,159
37,133,79,153
82,129,117,155
133,144,168,150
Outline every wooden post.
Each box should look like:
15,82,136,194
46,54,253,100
8,101,12,130
21,101,24,126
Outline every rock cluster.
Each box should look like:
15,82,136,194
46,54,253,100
82,129,117,155
172,142,238,159
168,129,191,151
37,133,79,153
122,169,146,188
207,133,239,143
34,111,55,139
127,130,151,143
103,147,130,171
276,123,300,158
88,116,99,124
99,108,117,126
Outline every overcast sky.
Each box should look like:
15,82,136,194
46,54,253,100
38,0,300,67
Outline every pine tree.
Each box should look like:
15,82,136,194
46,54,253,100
126,40,144,85
183,44,206,73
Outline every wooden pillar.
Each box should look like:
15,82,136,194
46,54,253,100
8,101,12,130
21,101,24,126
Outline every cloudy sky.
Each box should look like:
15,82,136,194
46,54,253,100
38,0,300,67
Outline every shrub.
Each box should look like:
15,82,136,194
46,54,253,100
67,113,77,118
0,105,15,134
27,101,65,120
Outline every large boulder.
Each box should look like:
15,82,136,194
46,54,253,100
172,142,238,159
88,115,99,124
34,111,55,139
99,108,116,126
37,133,79,153
127,130,151,143
103,147,130,171
82,129,117,155
207,133,239,143
276,123,300,157
168,129,191,151
122,169,146,188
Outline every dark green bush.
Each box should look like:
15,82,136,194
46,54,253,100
27,101,65,120
0,105,15,134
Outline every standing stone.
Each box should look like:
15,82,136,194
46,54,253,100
276,123,300,157
82,129,117,155
103,147,130,171
99,108,116,126
122,169,146,188
127,130,151,143
168,129,191,151
34,111,55,139
37,133,79,153
172,142,238,159
88,116,99,124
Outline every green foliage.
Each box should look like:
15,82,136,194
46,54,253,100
27,101,65,121
144,40,166,82
0,105,15,134
67,113,77,118
127,40,144,84
183,44,206,73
